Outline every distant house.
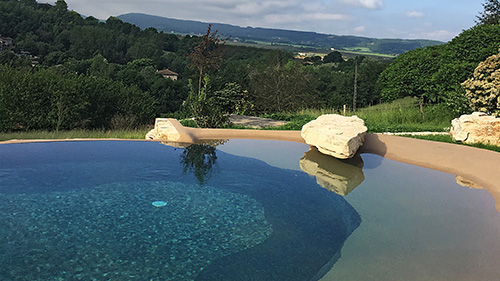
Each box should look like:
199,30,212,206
0,35,13,51
157,69,178,81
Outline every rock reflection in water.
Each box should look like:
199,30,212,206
300,147,365,195
455,175,484,190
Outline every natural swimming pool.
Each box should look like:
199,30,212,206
1,140,499,280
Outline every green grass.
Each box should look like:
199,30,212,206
0,128,151,142
258,98,453,133
340,49,396,58
403,134,500,153
343,47,372,52
356,100,452,133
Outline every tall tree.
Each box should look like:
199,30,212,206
353,58,358,112
188,24,227,97
476,0,500,25
251,60,316,112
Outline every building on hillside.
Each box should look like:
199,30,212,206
0,35,13,51
157,69,178,81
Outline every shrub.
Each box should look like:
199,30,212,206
462,48,500,116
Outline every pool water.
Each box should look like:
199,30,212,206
1,140,499,280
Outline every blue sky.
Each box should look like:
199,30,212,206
41,0,484,42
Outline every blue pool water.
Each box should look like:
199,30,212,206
1,140,500,280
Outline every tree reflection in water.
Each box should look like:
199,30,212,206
180,140,227,185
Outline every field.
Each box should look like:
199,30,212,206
227,41,396,60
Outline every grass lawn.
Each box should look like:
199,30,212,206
402,134,500,153
0,128,150,142
339,49,396,59
259,98,453,133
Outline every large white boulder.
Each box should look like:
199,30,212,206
301,114,367,159
450,112,500,146
146,118,194,143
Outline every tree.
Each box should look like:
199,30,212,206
476,0,500,25
304,55,322,65
185,75,230,128
251,60,316,112
323,51,344,63
378,23,500,106
378,46,443,103
462,48,500,116
213,82,253,115
188,24,227,97
185,25,231,128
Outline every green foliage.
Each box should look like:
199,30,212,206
259,112,317,131
304,55,322,65
441,88,473,117
355,98,453,132
378,46,443,102
0,128,150,141
188,24,226,97
323,51,344,63
0,65,155,131
404,134,500,153
476,0,500,25
251,60,316,112
184,76,230,128
179,119,197,128
447,24,500,64
0,0,422,133
261,98,452,133
310,57,388,110
379,24,500,109
213,82,253,115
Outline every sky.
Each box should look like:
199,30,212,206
40,0,485,42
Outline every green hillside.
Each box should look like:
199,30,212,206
118,13,443,56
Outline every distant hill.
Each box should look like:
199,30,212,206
118,13,443,55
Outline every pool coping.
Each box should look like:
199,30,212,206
2,129,500,211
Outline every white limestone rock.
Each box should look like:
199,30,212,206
145,118,184,141
450,112,500,146
301,114,367,159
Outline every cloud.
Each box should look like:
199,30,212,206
421,30,453,41
306,13,349,21
265,12,349,24
340,0,384,10
354,26,365,32
406,11,424,18
46,0,469,41
233,1,299,15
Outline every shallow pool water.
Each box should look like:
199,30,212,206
1,140,499,280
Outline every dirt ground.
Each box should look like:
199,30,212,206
229,114,288,128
